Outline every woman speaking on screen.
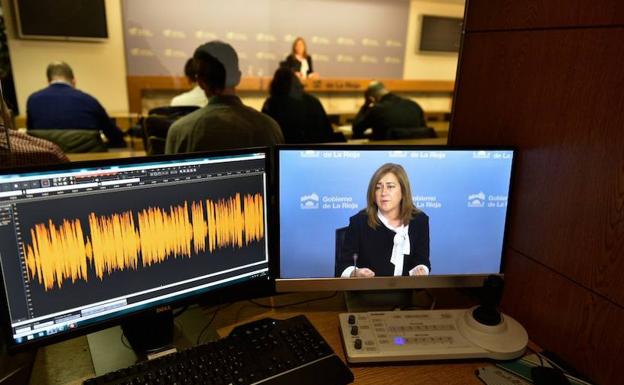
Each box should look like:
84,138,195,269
338,163,430,277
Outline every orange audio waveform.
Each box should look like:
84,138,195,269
24,193,264,291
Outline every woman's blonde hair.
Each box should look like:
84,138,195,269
366,163,417,228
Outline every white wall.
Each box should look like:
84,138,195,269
403,0,465,80
3,0,129,115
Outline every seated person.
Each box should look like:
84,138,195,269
337,163,430,277
26,61,125,147
165,41,284,154
1,100,68,168
262,67,336,143
170,58,208,107
352,81,434,140
283,37,318,81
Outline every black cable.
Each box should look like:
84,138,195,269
248,292,338,309
120,331,132,350
526,344,545,367
196,303,231,346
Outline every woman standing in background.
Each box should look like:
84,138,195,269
284,37,318,80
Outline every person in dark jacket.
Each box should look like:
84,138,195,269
262,67,337,143
336,163,430,277
26,61,125,147
165,41,283,154
352,81,435,140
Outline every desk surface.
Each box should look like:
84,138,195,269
29,292,490,385
66,150,147,162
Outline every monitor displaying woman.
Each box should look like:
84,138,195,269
337,163,430,278
277,146,515,288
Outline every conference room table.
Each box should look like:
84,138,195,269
28,291,499,385
66,150,147,162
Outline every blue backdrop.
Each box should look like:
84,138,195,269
279,149,514,278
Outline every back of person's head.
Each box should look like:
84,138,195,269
183,58,198,84
365,81,388,102
46,61,74,83
269,67,302,98
193,41,241,94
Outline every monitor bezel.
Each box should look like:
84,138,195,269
0,148,276,352
273,144,516,292
12,0,109,42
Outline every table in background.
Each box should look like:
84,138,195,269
28,291,489,385
346,137,448,146
67,150,146,162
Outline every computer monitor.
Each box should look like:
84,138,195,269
0,149,272,351
276,145,514,292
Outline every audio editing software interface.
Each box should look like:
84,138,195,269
0,153,269,345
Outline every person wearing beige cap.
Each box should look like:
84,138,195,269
165,41,284,154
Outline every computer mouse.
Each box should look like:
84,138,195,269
531,366,571,385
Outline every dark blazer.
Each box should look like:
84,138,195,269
262,92,334,143
336,210,430,277
284,54,314,76
26,83,125,146
352,93,433,140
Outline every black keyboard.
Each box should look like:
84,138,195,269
84,315,354,385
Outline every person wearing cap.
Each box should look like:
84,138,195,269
351,81,435,140
165,41,284,154
26,61,126,147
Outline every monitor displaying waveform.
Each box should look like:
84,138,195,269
24,193,264,291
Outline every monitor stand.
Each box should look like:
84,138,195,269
344,289,434,312
86,305,216,376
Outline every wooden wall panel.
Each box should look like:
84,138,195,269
453,2,624,382
502,250,624,385
465,0,624,31
126,76,455,113
451,29,624,306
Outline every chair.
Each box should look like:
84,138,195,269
27,129,107,153
334,226,348,277
148,106,199,117
142,106,199,155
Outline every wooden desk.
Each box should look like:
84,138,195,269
67,150,147,162
341,136,448,146
29,292,488,385
127,76,455,113
326,110,451,126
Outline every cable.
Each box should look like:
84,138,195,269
120,332,132,350
525,344,545,367
196,303,231,345
248,292,338,309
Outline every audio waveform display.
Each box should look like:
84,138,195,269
24,193,264,291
